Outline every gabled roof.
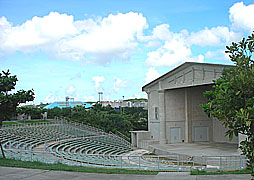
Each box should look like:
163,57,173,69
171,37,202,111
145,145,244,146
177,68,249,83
142,62,234,92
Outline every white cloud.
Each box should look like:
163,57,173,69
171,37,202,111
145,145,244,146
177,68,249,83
65,85,76,96
113,77,127,92
229,2,254,32
145,40,162,48
0,12,78,52
188,26,242,47
139,10,246,68
55,12,147,63
83,95,96,102
145,68,160,84
0,11,147,64
44,93,62,103
142,21,243,67
146,34,204,67
128,92,147,99
92,76,105,91
70,72,82,80
139,24,172,41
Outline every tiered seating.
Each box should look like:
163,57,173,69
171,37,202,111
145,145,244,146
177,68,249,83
48,136,132,166
0,122,132,167
0,123,98,151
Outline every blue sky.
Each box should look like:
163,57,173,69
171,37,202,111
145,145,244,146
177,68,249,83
1,0,254,104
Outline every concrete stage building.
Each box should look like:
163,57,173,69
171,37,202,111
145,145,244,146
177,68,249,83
131,62,242,150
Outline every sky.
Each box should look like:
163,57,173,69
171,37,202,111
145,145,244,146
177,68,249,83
1,0,254,104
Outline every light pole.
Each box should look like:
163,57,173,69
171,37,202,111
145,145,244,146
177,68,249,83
98,92,103,102
122,96,124,114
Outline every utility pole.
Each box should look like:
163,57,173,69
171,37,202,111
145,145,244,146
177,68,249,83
66,96,69,107
122,96,125,114
98,92,103,102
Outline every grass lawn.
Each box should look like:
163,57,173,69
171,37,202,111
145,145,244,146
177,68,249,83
17,120,52,124
2,121,18,125
191,169,251,175
0,158,158,175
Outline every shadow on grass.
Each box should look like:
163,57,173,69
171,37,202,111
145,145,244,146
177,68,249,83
0,158,158,175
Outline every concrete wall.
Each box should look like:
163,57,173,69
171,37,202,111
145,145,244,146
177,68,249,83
163,85,213,143
148,90,160,140
213,118,238,143
189,86,213,142
148,84,237,144
165,88,185,143
130,131,151,149
148,63,228,91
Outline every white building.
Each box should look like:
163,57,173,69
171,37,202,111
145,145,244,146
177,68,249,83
101,101,147,109
131,62,241,150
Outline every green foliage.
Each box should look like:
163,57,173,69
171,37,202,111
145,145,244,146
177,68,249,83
0,70,35,126
202,32,254,178
127,98,148,103
17,106,43,119
190,169,251,175
46,104,148,138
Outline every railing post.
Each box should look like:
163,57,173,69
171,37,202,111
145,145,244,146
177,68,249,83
201,156,203,170
177,156,179,171
240,155,242,169
30,149,33,161
220,156,222,170
43,148,45,163
158,156,160,169
120,156,122,168
103,154,105,167
229,156,232,169
139,156,141,169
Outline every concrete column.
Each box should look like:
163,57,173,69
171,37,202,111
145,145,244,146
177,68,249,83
158,89,167,144
131,132,137,147
147,92,151,132
185,88,192,142
238,133,247,152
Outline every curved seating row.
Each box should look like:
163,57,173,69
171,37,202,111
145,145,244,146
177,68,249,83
0,124,94,151
48,136,132,166
0,123,133,167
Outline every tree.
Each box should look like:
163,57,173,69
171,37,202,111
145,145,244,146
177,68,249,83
0,70,35,127
0,70,34,158
17,106,42,120
202,33,254,178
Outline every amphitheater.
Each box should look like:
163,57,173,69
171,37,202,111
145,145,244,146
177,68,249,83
0,119,248,171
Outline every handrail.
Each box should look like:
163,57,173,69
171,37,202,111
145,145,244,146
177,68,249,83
54,117,131,148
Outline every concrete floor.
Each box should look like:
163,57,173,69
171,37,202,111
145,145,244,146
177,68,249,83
150,142,240,157
0,166,251,180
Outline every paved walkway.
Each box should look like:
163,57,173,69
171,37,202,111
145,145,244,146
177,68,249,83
0,166,251,180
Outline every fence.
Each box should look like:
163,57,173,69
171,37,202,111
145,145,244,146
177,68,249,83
0,147,247,171
199,155,247,170
2,118,131,149
52,117,132,148
1,119,248,171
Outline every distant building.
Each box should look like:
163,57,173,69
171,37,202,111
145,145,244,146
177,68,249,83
43,101,93,109
101,101,147,109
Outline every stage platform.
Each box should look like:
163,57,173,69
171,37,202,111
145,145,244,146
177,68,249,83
149,142,240,158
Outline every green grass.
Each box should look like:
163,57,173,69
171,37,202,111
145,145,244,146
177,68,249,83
0,158,158,175
3,120,52,126
2,121,18,125
191,169,251,175
18,120,52,124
